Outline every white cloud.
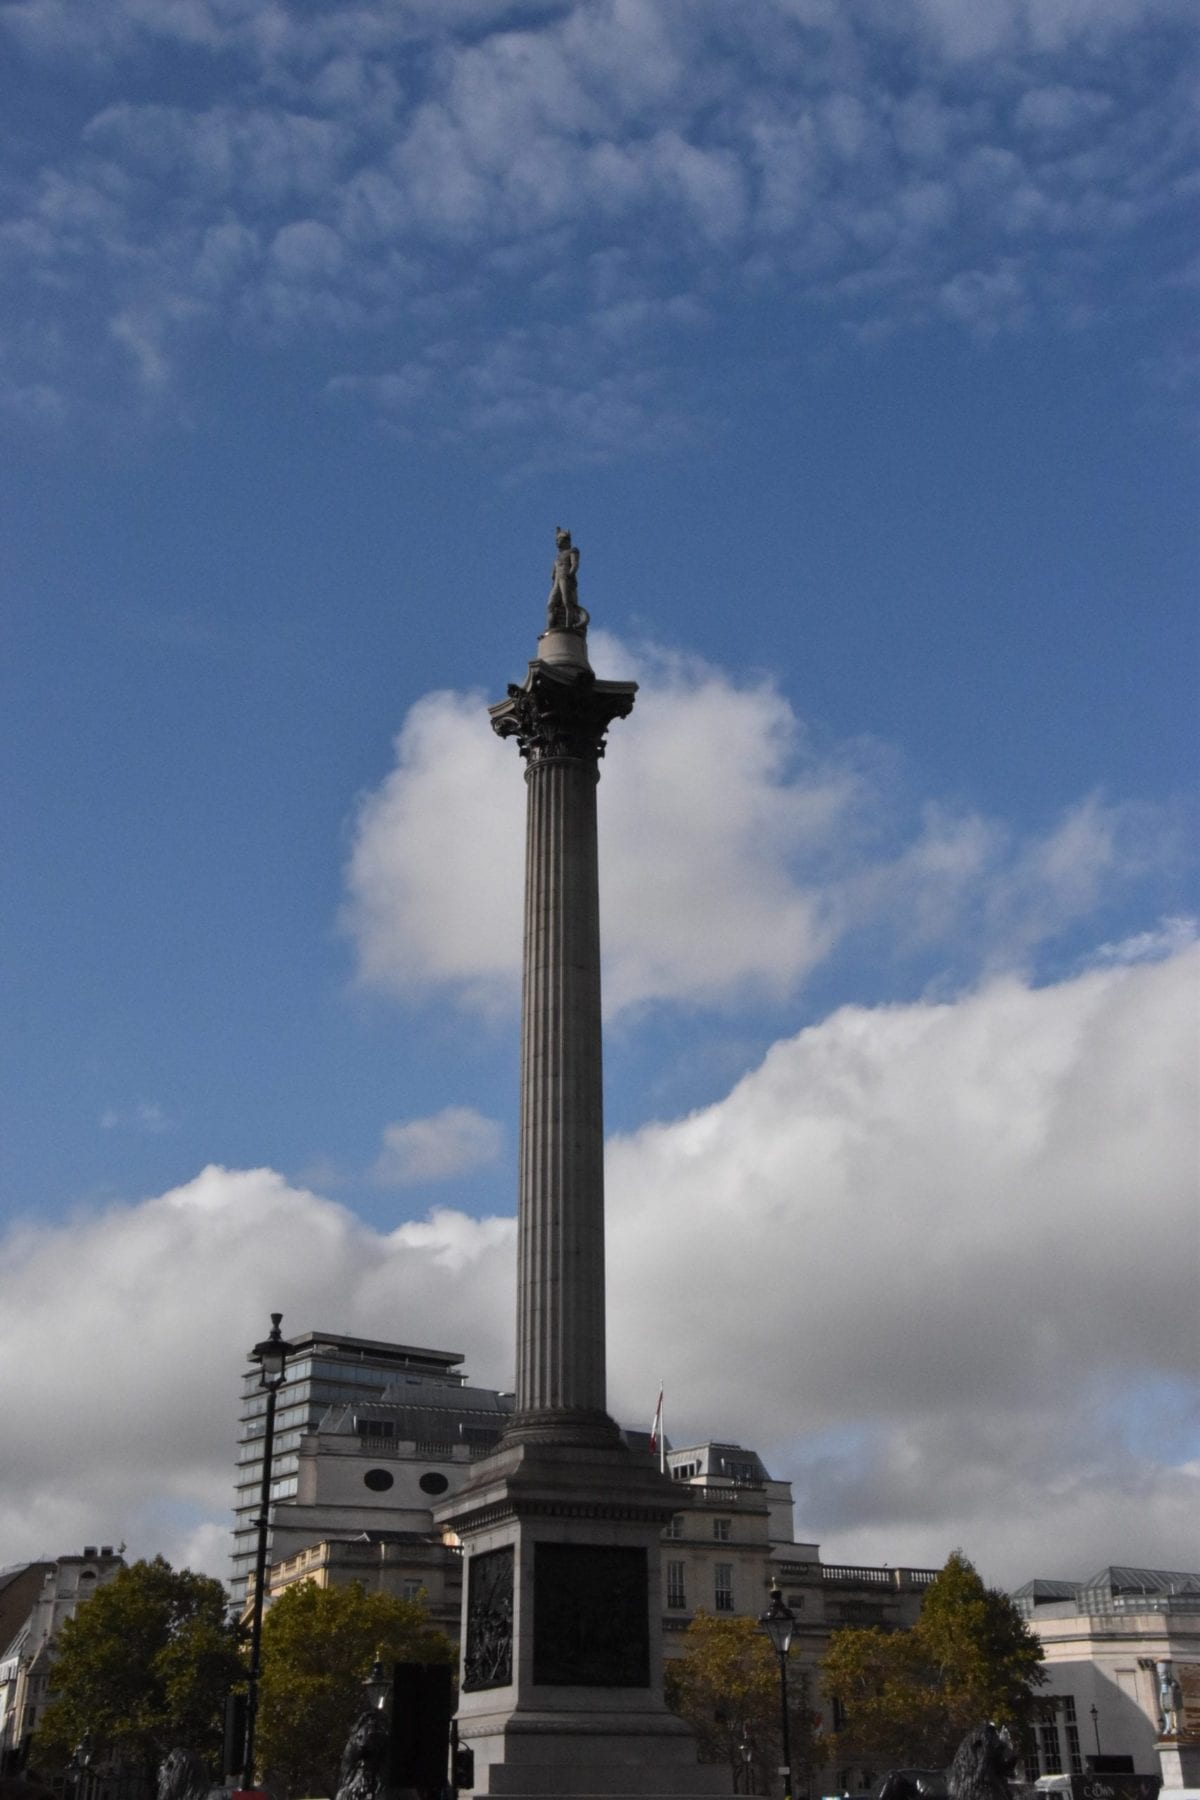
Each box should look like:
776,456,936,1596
1014,84,1114,137
1091,914,1197,965
0,1166,517,1571
341,686,520,1010
341,640,1171,1014
370,1105,504,1187
1,0,1193,428
99,1100,173,1133
1,947,1193,1587
604,943,1199,1583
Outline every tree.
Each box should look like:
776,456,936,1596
821,1552,1045,1774
256,1581,456,1798
665,1612,822,1795
29,1559,241,1785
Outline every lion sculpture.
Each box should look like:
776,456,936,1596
334,1707,392,1800
155,1748,211,1800
947,1723,1019,1800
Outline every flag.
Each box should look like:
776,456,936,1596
649,1385,664,1470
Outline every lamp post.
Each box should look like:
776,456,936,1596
363,1654,391,1715
1090,1706,1101,1756
66,1732,93,1800
243,1312,294,1787
738,1722,756,1795
760,1584,796,1800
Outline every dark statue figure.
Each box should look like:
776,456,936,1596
155,1749,211,1800
546,527,589,634
463,1546,514,1692
947,1723,1018,1800
334,1707,392,1800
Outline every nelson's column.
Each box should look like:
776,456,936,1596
434,534,725,1798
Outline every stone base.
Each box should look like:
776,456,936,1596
434,1437,728,1798
460,1704,729,1795
1157,1738,1200,1788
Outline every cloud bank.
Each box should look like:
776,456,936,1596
2,944,1194,1588
1,0,1193,437
341,636,1178,1014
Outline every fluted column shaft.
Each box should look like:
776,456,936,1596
517,752,606,1421
489,648,636,1448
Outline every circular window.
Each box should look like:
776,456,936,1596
364,1468,394,1492
419,1472,449,1496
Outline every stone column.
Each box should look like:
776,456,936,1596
434,553,726,1796
489,629,636,1445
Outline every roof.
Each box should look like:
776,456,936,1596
247,1330,465,1372
1013,1566,1200,1615
1011,1579,1081,1603
1079,1566,1200,1599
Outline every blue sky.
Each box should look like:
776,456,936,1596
1,0,1197,1586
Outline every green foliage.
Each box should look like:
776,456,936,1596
30,1558,241,1783
821,1551,1045,1772
665,1611,822,1792
256,1581,456,1797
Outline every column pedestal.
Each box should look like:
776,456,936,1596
1157,1739,1200,1788
434,1442,728,1798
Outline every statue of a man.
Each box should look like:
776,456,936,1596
547,527,588,633
1158,1662,1182,1735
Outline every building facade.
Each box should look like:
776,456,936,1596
0,1548,125,1771
1013,1566,1200,1778
232,1328,508,1605
238,1337,936,1671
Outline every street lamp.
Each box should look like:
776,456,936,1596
66,1732,94,1800
363,1654,391,1715
739,1722,756,1795
243,1312,294,1786
1090,1706,1101,1756
760,1584,796,1800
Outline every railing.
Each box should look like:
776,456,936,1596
685,1483,745,1504
823,1564,893,1586
823,1565,939,1589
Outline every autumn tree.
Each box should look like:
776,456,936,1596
256,1581,456,1797
665,1612,822,1795
29,1559,240,1785
821,1552,1044,1773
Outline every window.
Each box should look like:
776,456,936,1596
713,1517,731,1541
715,1564,734,1611
1062,1696,1082,1775
1038,1720,1062,1774
402,1580,424,1602
666,1561,687,1609
356,1417,394,1437
663,1515,685,1539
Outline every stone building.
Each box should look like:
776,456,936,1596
660,1440,932,1658
238,1339,934,1717
1012,1565,1200,1778
232,1327,510,1606
0,1548,125,1770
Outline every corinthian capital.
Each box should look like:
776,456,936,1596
490,661,637,765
